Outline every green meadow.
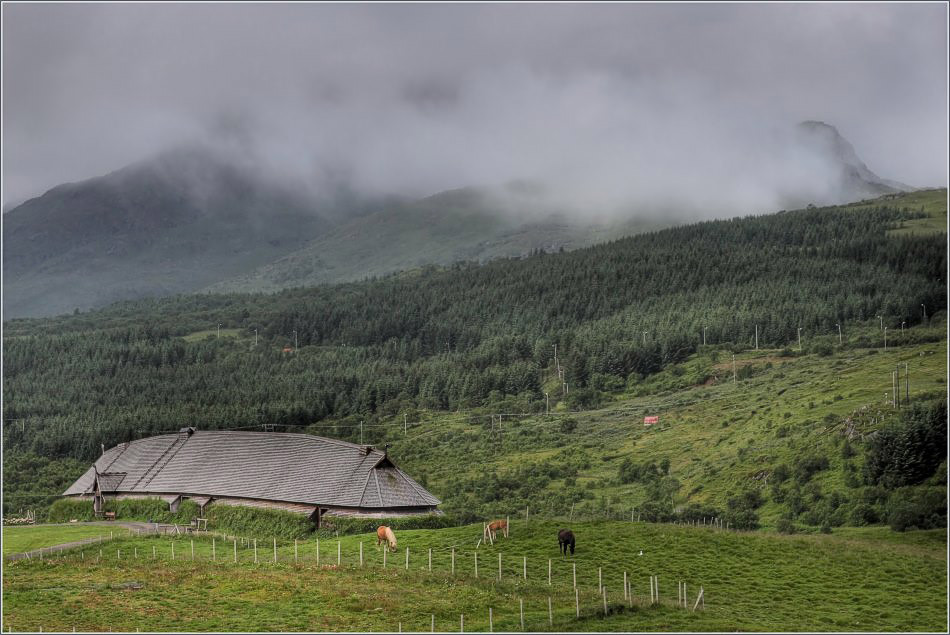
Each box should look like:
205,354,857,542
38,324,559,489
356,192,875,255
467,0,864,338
2,519,945,632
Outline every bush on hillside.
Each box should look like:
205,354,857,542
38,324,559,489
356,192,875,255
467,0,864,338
793,455,830,483
864,399,947,489
885,487,947,532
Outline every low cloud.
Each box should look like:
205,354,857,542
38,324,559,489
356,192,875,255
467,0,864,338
3,3,946,217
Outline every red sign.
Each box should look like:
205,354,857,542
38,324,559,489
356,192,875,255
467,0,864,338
644,416,659,425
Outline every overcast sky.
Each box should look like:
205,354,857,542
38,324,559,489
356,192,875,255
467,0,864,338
2,2,947,215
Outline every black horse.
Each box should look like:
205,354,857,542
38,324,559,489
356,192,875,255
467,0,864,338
558,529,575,555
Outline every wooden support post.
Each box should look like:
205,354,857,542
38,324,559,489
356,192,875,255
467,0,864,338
598,567,602,594
520,598,524,631
523,556,527,580
684,583,687,609
649,576,654,604
360,542,363,567
134,547,137,559
489,608,493,633
337,541,341,567
548,596,553,626
460,614,463,633
431,615,434,633
693,587,704,611
474,551,478,578
233,539,237,563
573,563,576,589
548,559,552,585
294,539,298,564
575,588,580,617
273,538,277,563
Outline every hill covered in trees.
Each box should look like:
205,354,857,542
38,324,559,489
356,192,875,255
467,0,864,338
2,189,946,522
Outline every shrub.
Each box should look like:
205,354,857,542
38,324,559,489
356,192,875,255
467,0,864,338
776,516,796,534
47,498,95,523
793,455,830,483
885,487,947,532
864,399,947,489
848,503,879,526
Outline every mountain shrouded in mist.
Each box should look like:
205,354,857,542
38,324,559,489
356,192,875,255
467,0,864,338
1,123,920,318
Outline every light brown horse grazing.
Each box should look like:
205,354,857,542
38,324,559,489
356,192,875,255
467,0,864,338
485,519,508,542
377,525,397,552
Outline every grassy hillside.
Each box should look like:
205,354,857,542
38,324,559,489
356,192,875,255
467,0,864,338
2,519,945,631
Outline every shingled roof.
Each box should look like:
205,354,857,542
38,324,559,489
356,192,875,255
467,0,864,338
63,430,440,511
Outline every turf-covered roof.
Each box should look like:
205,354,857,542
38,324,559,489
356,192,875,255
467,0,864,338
64,430,440,510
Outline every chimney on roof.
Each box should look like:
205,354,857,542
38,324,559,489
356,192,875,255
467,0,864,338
101,443,105,455
361,445,374,455
383,444,391,456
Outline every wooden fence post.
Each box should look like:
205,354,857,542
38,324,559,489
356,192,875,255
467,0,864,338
498,553,502,580
575,588,579,618
360,542,363,567
384,546,387,568
548,559,551,585
655,576,659,604
153,545,156,559
171,542,175,560
598,567,602,594
273,538,277,563
317,539,320,566
191,540,195,561
212,538,215,562
429,548,432,572
253,539,257,563
460,614,464,633
693,587,704,611
451,547,455,575
474,551,478,578
233,538,237,563
523,556,527,580
294,539,298,564
337,541,341,566
548,597,553,626
624,571,628,600
489,608,493,632
520,598,524,631
572,563,576,589
603,588,608,616
406,547,409,571
431,614,434,633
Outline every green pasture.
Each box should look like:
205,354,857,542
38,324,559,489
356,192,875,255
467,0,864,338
2,519,945,632
2,524,117,557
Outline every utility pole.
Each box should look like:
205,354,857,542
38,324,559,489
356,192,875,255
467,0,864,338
884,327,887,351
360,420,363,445
836,323,841,345
642,331,648,345
553,345,559,376
732,354,737,384
565,382,569,395
545,393,549,416
254,329,258,346
798,327,802,352
901,321,905,335
293,330,298,353
703,326,707,346
404,414,407,435
877,315,883,331
755,324,758,350
217,324,221,339
922,304,927,322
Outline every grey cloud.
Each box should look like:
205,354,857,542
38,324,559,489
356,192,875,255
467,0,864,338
2,3,946,215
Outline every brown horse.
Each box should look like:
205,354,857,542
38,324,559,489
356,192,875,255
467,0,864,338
485,519,508,542
377,525,397,552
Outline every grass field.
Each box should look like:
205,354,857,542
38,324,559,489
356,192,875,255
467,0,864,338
2,519,945,632
2,525,117,557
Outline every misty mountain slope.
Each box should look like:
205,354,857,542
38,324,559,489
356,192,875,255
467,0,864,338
793,121,916,203
2,147,334,318
207,187,676,294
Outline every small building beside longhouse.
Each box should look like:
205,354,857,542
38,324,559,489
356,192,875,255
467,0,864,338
62,428,440,526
